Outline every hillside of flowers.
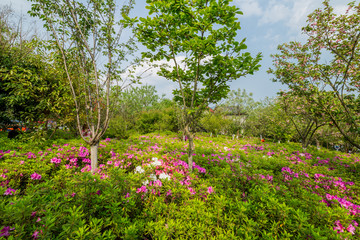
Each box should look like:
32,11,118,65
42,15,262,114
1,134,360,239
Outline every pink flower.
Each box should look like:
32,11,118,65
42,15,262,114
125,192,130,198
136,185,148,193
188,187,196,195
31,211,37,217
207,186,214,194
81,165,91,172
36,217,41,222
32,230,41,239
154,180,162,187
166,190,172,196
0,226,15,237
50,157,61,164
30,172,42,180
347,224,355,235
3,187,16,195
71,192,76,197
333,220,345,233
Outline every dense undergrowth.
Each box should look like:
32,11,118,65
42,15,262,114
1,133,360,239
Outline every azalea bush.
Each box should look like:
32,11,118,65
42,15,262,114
1,133,360,239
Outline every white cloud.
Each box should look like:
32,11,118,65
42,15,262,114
120,57,186,98
235,0,262,17
285,0,313,31
259,0,290,25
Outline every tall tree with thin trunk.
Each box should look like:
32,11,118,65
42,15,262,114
29,0,136,171
135,0,261,171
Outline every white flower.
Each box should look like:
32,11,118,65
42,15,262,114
151,158,161,167
149,174,157,181
142,180,149,185
224,147,228,151
158,173,171,180
134,166,145,174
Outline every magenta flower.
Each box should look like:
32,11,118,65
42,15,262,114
154,180,162,187
32,230,41,239
71,192,76,197
136,185,148,193
166,190,172,196
333,220,345,233
207,186,214,194
125,192,130,198
347,224,355,235
81,165,91,172
188,187,196,195
0,226,15,237
30,172,41,180
31,211,37,217
50,157,61,164
3,187,16,195
36,217,41,222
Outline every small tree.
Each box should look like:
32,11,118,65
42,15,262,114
279,91,327,149
29,0,136,171
269,0,360,148
221,88,259,135
245,97,294,142
135,0,261,170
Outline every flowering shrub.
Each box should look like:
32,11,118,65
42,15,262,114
0,133,359,239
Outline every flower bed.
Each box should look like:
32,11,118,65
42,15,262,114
1,134,359,239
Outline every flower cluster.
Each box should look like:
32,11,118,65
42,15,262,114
30,172,42,180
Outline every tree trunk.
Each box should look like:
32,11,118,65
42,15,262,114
48,126,58,140
188,134,194,172
91,143,99,173
316,138,320,150
302,138,308,150
184,125,194,172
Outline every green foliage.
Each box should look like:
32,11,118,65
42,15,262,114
245,97,295,141
29,0,137,149
200,110,232,135
135,0,261,169
107,85,179,137
2,133,359,239
0,6,74,129
268,0,360,149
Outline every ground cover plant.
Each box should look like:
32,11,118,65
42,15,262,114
1,133,360,239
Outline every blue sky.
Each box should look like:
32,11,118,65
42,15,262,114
4,0,357,101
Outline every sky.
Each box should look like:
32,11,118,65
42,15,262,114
3,0,358,102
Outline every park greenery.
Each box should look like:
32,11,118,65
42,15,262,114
1,0,360,239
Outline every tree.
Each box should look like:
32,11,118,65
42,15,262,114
200,109,231,136
268,0,360,148
112,85,162,118
29,0,136,171
222,88,259,115
135,0,261,170
220,88,259,135
244,97,294,142
0,5,74,135
278,91,327,149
